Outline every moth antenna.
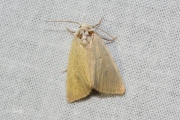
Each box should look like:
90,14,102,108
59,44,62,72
89,17,117,39
94,17,103,27
46,20,81,25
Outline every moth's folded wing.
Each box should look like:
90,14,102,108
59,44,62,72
88,34,125,95
66,38,92,103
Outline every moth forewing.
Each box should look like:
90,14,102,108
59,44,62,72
87,33,125,95
66,36,92,103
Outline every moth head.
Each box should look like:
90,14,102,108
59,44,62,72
75,23,94,45
46,20,97,45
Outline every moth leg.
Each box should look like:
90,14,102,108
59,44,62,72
66,28,75,36
102,36,117,44
62,69,67,74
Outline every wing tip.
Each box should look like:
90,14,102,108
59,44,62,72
66,91,92,103
118,85,126,95
93,85,126,95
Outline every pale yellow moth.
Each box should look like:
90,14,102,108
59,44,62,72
47,18,125,102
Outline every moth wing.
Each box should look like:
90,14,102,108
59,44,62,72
66,38,92,103
87,33,125,95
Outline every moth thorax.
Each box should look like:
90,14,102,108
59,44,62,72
78,30,94,45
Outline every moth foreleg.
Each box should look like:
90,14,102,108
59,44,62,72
66,28,75,36
102,36,117,44
61,69,67,74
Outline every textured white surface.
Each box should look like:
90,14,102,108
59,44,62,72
1,0,180,120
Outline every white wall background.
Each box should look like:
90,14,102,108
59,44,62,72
1,0,180,119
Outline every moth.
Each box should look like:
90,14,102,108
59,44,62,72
47,18,125,102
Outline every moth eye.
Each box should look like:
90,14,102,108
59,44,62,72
79,26,81,28
77,33,82,39
88,31,94,36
